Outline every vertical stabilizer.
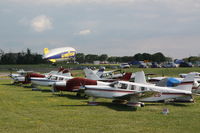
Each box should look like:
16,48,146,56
84,68,101,80
135,71,147,84
121,72,132,81
43,48,49,55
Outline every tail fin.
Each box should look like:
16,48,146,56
43,48,49,55
58,67,65,73
84,68,101,80
96,68,104,77
135,71,147,84
121,72,132,81
174,73,195,92
62,69,72,77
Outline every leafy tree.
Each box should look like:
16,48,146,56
152,52,166,63
99,54,108,61
121,56,133,62
107,56,117,63
76,53,85,63
133,53,143,61
142,53,152,61
85,54,99,63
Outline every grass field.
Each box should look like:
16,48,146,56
1,68,200,133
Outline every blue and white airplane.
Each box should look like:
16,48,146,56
43,47,76,63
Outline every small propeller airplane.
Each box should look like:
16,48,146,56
9,69,45,84
83,67,133,81
52,70,133,94
149,75,200,94
80,71,195,107
179,72,200,78
30,69,73,87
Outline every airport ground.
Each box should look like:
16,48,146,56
0,65,200,133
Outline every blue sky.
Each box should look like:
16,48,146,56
0,0,200,59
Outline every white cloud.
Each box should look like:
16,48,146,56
78,29,91,35
31,15,53,32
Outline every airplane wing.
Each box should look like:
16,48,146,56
113,90,160,101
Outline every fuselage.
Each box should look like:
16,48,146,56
84,81,192,102
31,75,73,86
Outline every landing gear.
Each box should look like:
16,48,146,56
126,102,145,108
112,99,126,104
88,97,98,105
76,90,87,98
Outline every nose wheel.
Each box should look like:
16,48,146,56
88,97,98,105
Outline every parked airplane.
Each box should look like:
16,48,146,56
179,72,200,78
52,70,133,93
9,69,45,84
84,67,133,81
31,69,73,87
9,67,67,85
43,47,76,63
149,76,200,94
81,71,195,107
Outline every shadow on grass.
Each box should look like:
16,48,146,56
145,102,190,107
1,83,20,86
165,103,190,107
51,93,87,100
59,101,138,111
98,102,138,111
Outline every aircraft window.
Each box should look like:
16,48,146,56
118,83,128,89
109,82,118,88
109,83,115,87
130,85,136,90
59,77,64,80
51,76,58,80
140,87,146,91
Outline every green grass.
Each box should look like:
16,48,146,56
1,77,200,133
124,67,200,77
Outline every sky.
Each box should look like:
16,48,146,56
0,0,200,59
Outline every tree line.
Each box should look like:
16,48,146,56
76,52,169,63
1,48,199,65
0,49,46,64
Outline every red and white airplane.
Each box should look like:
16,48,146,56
9,69,45,84
81,71,195,107
30,69,72,87
52,70,133,93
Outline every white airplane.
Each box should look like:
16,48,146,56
81,71,195,107
30,69,73,87
149,76,200,94
9,69,45,84
43,47,76,63
84,67,133,81
179,72,200,78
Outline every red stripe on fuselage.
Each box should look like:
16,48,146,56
86,88,134,93
86,88,191,96
180,81,193,85
161,93,190,96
